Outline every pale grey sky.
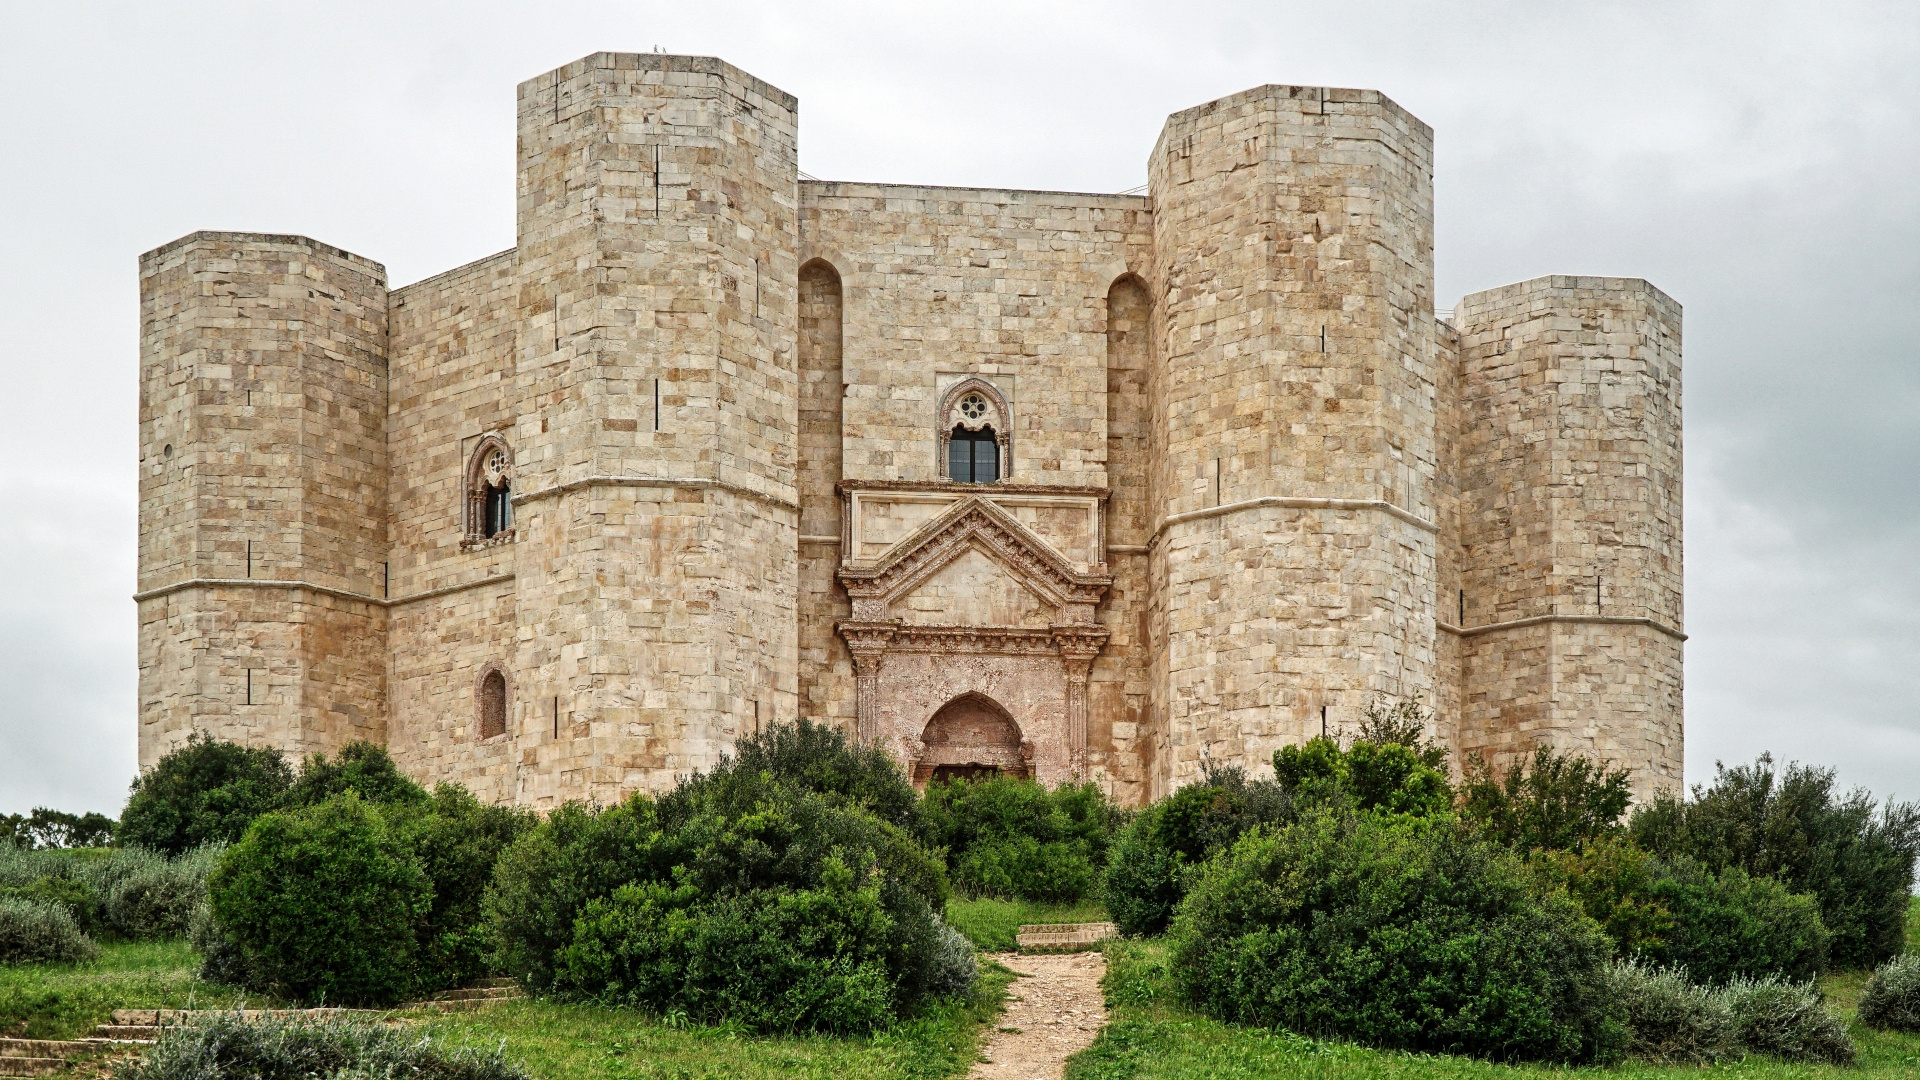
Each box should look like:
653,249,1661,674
2,1,1915,815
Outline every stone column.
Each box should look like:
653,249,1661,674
1054,627,1109,778
838,622,898,745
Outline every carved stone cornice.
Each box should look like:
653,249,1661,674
1051,624,1109,678
888,625,1063,656
837,479,1111,500
838,620,899,677
838,496,1112,615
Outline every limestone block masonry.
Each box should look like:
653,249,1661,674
135,53,1682,807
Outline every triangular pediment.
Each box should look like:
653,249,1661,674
838,496,1111,612
897,546,1055,627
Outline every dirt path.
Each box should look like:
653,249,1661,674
971,950,1108,1080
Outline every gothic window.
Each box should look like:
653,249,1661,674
464,437,514,543
477,666,508,740
938,380,1009,483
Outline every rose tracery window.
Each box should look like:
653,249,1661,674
465,437,514,543
940,381,1008,484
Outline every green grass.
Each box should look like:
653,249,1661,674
408,965,1014,1080
945,897,1109,952
1,940,1014,1080
0,940,265,1040
1064,902,1920,1080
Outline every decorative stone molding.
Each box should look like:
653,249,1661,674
935,377,1012,481
462,435,516,548
839,496,1112,615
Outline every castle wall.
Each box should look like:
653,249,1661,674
137,234,389,768
798,182,1155,795
1454,276,1684,798
802,182,1152,488
506,54,801,805
1146,86,1440,794
796,260,856,738
133,55,1682,809
383,249,522,799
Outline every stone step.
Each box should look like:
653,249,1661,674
1015,921,1119,953
0,1057,68,1077
111,1008,365,1026
0,1042,92,1060
89,1026,159,1041
430,986,522,1002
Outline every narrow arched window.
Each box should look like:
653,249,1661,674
464,437,514,544
478,668,508,739
949,423,1000,483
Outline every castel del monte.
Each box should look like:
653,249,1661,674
135,51,1683,809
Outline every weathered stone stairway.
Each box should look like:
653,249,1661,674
0,979,524,1076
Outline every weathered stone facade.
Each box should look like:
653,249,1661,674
136,53,1683,806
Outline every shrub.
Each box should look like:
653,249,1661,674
709,717,924,834
208,794,431,1004
1273,737,1451,817
1605,959,1734,1064
0,846,107,938
920,775,1115,902
118,734,294,855
0,895,97,965
491,722,960,1033
113,1013,528,1080
1459,746,1632,853
1644,860,1829,984
1533,836,1674,957
390,785,534,993
1104,764,1292,937
1859,952,1920,1032
283,741,429,809
549,782,953,1033
923,917,980,998
1720,975,1855,1064
484,796,685,992
1168,810,1622,1063
1629,753,1920,968
102,844,222,940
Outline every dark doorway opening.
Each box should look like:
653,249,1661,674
930,763,1002,785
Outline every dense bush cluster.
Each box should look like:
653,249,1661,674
114,1013,528,1080
118,734,295,855
0,895,97,965
1104,763,1292,936
1860,952,1920,1032
1628,754,1920,969
920,775,1117,902
486,720,972,1033
203,771,532,1005
1169,809,1623,1063
0,843,220,955
1606,959,1854,1064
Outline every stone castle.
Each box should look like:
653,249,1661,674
136,53,1684,808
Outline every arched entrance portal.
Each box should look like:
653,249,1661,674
915,693,1030,786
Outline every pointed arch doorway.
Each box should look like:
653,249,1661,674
914,692,1031,786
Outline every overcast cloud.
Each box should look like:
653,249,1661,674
2,1,1914,815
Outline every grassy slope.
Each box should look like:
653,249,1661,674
411,966,1013,1080
1065,898,1920,1080
945,898,1109,952
1,940,1013,1080
0,941,263,1040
